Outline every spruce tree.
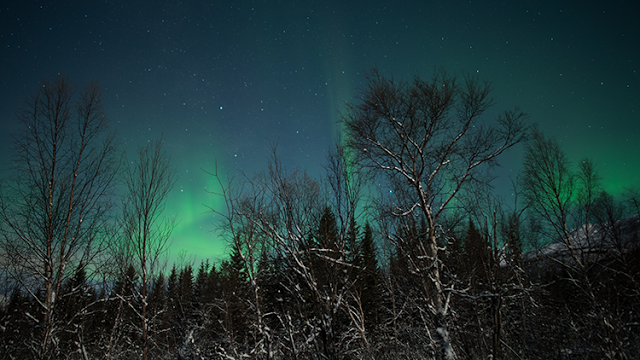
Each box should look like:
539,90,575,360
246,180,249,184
147,272,167,355
178,265,193,318
315,206,340,290
220,242,249,342
359,222,381,330
464,220,489,280
194,260,211,307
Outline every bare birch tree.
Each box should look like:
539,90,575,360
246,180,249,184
0,76,119,359
120,138,176,360
342,68,527,360
210,168,272,358
211,145,371,359
522,129,630,358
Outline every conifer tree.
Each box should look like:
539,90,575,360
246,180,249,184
178,265,193,318
58,263,96,355
194,260,211,307
315,206,340,290
167,265,179,313
219,243,248,343
318,207,339,254
464,220,488,279
148,272,167,317
359,222,381,331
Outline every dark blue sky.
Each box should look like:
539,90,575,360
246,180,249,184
1,0,639,261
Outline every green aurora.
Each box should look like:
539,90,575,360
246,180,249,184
1,0,639,264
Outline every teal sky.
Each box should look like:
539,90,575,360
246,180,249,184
1,0,639,263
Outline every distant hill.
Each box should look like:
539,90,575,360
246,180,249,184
526,214,640,258
524,214,640,275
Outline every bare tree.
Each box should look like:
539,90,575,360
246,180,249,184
210,167,272,358
245,154,327,359
324,140,378,356
521,129,597,276
342,68,527,360
119,138,176,360
0,76,120,359
521,128,578,246
522,128,631,358
624,187,640,216
324,137,365,242
211,144,373,359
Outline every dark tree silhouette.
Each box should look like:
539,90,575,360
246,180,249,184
522,127,575,248
119,138,176,360
463,220,488,278
0,76,119,359
358,222,381,332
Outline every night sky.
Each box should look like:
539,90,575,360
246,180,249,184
1,0,639,263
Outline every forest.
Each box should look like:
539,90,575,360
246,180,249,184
1,71,639,360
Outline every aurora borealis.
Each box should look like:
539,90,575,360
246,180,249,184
1,0,639,263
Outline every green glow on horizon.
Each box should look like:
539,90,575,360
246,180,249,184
163,132,231,265
562,131,640,197
595,163,640,197
166,173,228,265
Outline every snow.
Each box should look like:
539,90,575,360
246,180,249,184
524,214,640,262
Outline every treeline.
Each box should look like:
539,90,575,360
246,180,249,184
1,72,640,360
2,191,639,359
1,206,383,359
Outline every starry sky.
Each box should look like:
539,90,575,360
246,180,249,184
1,0,639,263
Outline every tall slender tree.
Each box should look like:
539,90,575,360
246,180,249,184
120,138,176,360
0,76,119,359
464,220,488,278
358,222,381,331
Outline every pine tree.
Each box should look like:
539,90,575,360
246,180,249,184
359,222,381,330
228,241,248,285
165,265,179,350
315,206,340,291
194,260,211,307
104,264,139,359
255,247,280,324
167,265,179,315
60,263,90,322
206,263,220,301
147,272,168,356
148,272,167,317
318,206,339,255
219,243,249,342
464,220,489,280
178,265,193,319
